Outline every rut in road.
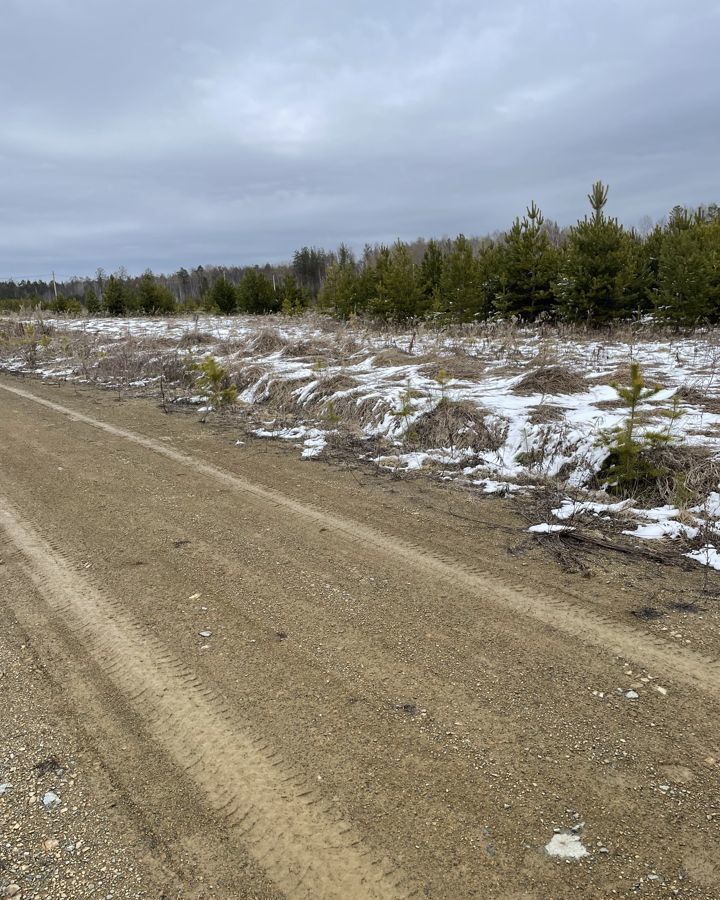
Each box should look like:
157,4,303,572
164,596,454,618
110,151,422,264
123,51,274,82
2,379,720,697
0,498,417,900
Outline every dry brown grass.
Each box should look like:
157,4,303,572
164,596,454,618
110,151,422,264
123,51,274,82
177,331,216,347
528,404,566,425
650,444,720,504
513,365,587,396
370,348,418,367
412,399,508,452
230,364,268,391
247,329,288,355
423,355,486,382
303,374,359,406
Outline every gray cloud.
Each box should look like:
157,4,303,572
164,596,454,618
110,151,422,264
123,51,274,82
2,0,719,278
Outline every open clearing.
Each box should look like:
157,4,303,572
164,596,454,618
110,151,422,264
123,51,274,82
1,319,720,898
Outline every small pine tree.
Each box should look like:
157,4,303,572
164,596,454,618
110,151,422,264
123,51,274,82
195,356,237,422
599,362,671,493
137,271,176,314
278,272,307,315
419,240,445,315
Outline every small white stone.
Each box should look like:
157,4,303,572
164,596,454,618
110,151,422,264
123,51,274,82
545,832,589,859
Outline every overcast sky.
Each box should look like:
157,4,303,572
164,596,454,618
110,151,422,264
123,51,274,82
2,0,719,279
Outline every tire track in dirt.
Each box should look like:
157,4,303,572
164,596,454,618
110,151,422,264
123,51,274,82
0,497,417,900
2,379,719,697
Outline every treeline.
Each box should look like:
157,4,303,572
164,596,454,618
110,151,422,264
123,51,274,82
2,183,719,325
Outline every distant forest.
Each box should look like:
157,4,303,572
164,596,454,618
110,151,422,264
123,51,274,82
2,183,719,326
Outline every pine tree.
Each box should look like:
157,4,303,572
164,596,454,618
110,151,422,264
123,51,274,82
83,285,100,314
137,271,176,314
237,269,278,314
208,275,238,314
438,235,485,321
103,275,127,316
556,182,640,323
370,241,421,322
493,201,559,320
319,253,361,318
419,239,444,315
657,212,720,323
278,272,307,315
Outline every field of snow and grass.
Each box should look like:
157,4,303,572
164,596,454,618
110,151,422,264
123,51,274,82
2,313,720,572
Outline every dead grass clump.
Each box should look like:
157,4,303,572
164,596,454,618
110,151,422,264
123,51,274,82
649,445,720,504
330,394,392,429
280,337,334,359
371,348,418,368
674,384,720,414
412,400,508,452
177,331,216,348
303,374,359,407
513,365,587,396
528,404,566,425
231,364,268,390
423,355,486,382
264,376,307,409
247,329,288,355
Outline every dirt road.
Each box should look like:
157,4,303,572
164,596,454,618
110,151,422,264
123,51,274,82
1,375,719,899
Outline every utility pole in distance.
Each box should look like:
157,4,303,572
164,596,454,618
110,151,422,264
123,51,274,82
51,271,58,303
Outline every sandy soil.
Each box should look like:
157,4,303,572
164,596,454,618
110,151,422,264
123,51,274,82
0,373,719,899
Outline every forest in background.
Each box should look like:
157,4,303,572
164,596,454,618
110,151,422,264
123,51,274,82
2,183,719,326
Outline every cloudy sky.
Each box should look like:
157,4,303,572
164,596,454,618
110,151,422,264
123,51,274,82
2,0,719,279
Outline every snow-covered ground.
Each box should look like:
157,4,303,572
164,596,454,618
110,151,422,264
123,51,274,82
3,314,720,570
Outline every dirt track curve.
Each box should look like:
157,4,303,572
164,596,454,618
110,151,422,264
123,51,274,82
1,375,719,899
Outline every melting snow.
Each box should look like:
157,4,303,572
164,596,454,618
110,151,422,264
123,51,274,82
528,523,576,534
5,314,720,573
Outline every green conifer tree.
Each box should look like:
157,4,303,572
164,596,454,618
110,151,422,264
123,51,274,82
493,201,559,319
209,275,238,314
556,182,640,323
